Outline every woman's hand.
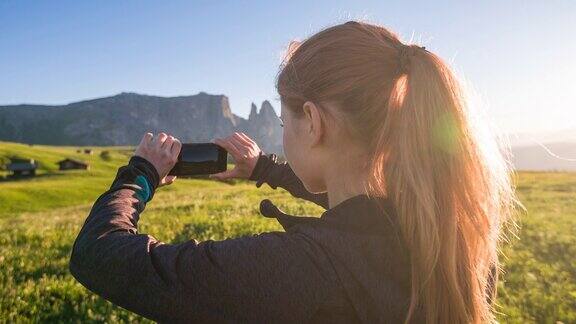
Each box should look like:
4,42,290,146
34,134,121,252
210,132,262,181
134,132,182,187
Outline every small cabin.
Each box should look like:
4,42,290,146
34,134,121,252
57,158,90,171
7,158,37,177
83,149,93,155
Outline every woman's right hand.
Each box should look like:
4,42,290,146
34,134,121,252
210,132,262,181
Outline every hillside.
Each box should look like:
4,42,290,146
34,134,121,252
0,142,575,323
0,141,323,322
512,142,576,171
0,141,135,216
0,92,283,154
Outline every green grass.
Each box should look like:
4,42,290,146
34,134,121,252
0,141,133,216
0,141,574,323
497,172,576,323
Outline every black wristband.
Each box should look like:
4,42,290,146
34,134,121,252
248,152,282,189
249,152,276,181
128,156,161,192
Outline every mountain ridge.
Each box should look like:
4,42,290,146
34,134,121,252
0,92,283,154
3,92,575,171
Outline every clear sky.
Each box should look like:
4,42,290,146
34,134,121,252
1,0,574,134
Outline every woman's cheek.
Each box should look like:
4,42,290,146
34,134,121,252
282,127,291,163
283,124,299,170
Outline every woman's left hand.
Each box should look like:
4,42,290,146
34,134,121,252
134,132,182,187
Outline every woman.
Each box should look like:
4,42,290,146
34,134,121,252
70,20,514,323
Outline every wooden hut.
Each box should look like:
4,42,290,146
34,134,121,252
57,158,90,171
7,158,37,177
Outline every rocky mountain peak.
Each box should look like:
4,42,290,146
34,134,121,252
260,100,277,118
249,103,258,121
118,92,139,97
0,92,284,155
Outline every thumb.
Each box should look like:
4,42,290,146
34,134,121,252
210,169,237,181
160,175,177,186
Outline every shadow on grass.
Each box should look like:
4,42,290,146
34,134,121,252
172,222,220,244
0,172,69,183
0,173,66,183
6,242,73,285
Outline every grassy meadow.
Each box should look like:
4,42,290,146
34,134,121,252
0,141,574,323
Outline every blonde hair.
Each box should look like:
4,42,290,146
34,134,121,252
276,20,516,323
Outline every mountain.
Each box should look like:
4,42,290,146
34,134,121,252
4,91,572,171
509,128,576,147
506,128,576,171
0,92,283,154
511,142,576,171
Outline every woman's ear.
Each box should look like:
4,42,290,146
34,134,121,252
302,101,324,147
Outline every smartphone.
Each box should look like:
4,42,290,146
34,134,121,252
168,143,227,177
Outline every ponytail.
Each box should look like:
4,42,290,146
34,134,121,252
277,20,515,324
368,44,504,323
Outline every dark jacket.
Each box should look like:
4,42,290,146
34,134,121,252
69,152,419,323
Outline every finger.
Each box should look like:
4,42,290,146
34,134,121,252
229,136,249,157
140,132,153,146
237,132,256,145
228,137,249,157
164,175,177,185
233,132,253,147
209,168,238,180
162,135,175,150
213,137,240,157
153,132,168,147
171,138,182,157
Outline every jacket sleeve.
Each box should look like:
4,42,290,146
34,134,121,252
69,156,333,323
248,152,329,209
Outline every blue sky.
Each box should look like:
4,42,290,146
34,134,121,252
1,0,574,134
